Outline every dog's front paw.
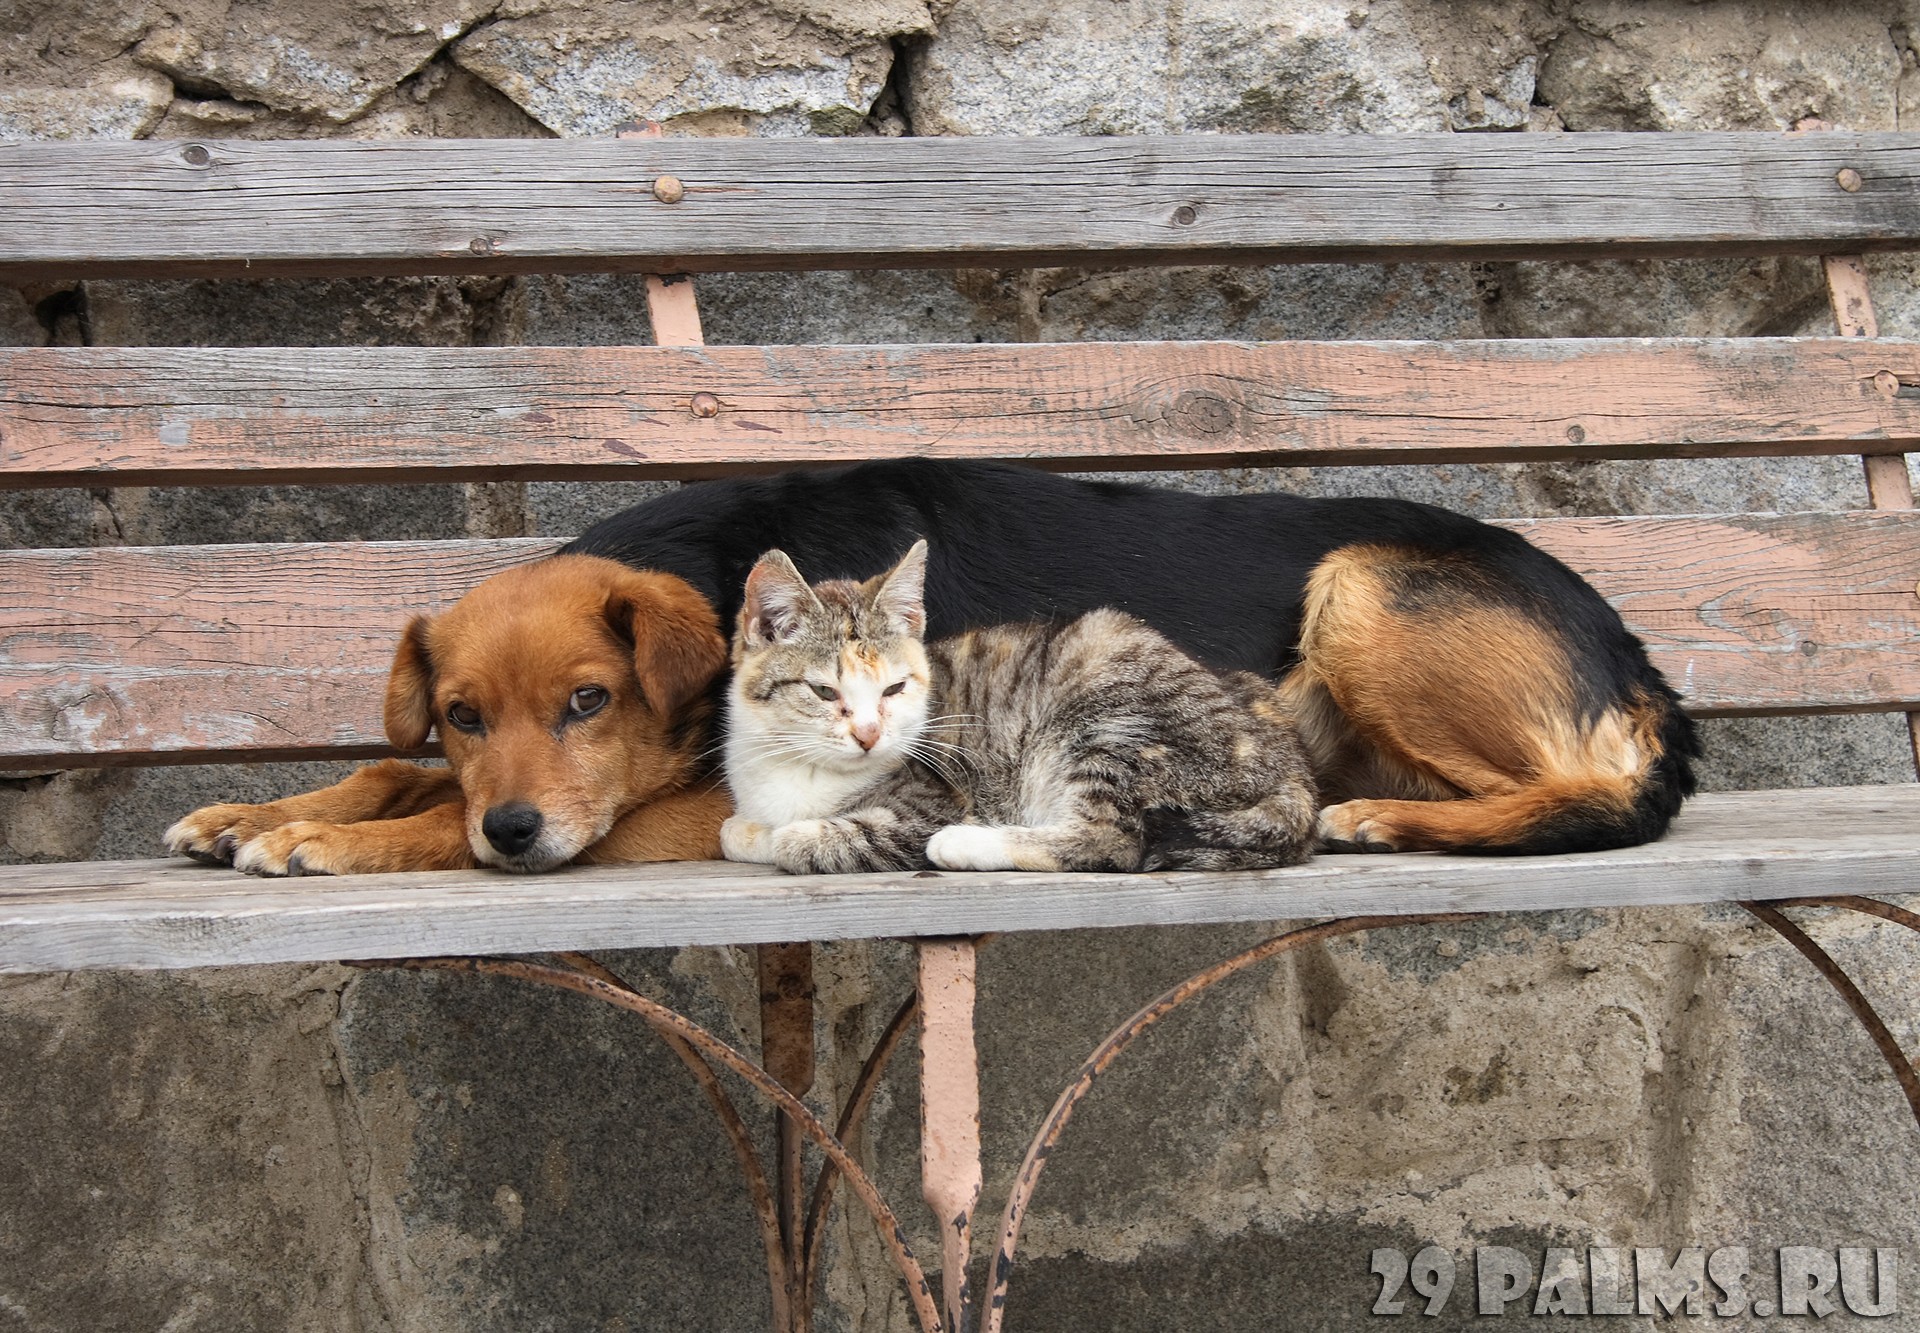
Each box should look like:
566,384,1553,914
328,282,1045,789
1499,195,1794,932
233,822,359,877
164,802,281,864
926,824,1016,871
720,815,775,864
1315,801,1402,853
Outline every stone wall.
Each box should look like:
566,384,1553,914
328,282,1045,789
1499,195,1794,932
3,2,1918,1329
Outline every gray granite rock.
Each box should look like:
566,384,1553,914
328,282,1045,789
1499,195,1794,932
908,0,1449,135
132,0,495,122
452,0,931,137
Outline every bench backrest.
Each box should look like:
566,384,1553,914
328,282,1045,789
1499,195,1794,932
2,132,1918,771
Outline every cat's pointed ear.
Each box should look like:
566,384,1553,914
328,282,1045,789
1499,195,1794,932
872,540,928,639
742,549,819,646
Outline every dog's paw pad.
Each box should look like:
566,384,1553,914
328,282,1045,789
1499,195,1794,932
234,822,343,877
1315,803,1400,854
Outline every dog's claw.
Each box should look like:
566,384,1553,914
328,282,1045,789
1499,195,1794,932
212,832,237,862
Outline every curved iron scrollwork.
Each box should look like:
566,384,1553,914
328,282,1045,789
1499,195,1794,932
355,892,1920,1333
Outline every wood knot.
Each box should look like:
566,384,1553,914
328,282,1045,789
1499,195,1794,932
1168,389,1235,436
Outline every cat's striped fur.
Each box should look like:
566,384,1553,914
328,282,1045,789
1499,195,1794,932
720,541,1319,876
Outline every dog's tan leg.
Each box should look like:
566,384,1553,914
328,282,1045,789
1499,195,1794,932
164,759,463,863
577,782,733,864
1298,546,1659,854
233,799,479,876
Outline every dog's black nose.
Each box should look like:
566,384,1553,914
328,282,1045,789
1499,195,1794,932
482,802,544,857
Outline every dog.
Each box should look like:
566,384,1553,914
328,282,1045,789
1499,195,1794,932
166,459,1699,874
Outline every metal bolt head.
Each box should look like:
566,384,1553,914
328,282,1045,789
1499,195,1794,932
470,236,493,255
1837,167,1864,193
182,144,211,167
1876,370,1900,397
1565,423,1587,444
654,175,686,204
690,392,720,418
1173,205,1198,225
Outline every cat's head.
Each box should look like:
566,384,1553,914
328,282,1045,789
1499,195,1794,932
728,540,932,772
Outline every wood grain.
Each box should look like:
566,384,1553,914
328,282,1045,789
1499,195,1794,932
3,133,1920,281
6,338,1920,487
2,513,1916,766
0,539,547,765
0,786,1914,972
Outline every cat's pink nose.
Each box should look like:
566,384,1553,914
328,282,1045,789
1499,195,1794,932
851,719,882,750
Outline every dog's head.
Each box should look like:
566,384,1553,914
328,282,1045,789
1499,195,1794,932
383,554,728,872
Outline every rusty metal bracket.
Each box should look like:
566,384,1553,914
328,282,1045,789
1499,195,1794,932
352,954,944,1333
980,912,1483,1333
354,889,1920,1333
1741,898,1920,1132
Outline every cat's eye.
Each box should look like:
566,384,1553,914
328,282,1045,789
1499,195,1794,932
567,686,609,720
809,683,840,702
446,701,483,733
882,681,908,697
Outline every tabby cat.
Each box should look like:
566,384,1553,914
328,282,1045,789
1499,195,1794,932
719,541,1318,876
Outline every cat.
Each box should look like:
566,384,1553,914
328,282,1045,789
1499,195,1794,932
719,540,1319,876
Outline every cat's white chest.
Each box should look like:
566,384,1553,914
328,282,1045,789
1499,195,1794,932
725,722,881,825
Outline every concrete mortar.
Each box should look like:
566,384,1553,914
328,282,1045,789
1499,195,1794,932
1,1,1917,1327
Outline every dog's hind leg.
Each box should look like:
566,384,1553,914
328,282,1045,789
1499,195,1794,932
1294,545,1683,855
164,758,463,864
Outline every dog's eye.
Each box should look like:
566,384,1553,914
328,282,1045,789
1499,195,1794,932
568,686,609,719
882,680,908,697
809,683,839,702
446,702,483,733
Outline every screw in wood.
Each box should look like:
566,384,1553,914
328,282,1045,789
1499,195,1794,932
654,175,687,204
690,392,721,418
1837,167,1865,193
1876,371,1901,397
470,237,493,255
182,145,211,167
1173,205,1198,225
1565,423,1587,443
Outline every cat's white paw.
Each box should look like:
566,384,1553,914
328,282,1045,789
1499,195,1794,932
720,815,776,864
926,824,1018,872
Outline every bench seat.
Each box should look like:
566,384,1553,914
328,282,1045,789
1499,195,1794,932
3,785,1913,973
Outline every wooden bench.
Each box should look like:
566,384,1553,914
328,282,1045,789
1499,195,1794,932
3,130,1920,1333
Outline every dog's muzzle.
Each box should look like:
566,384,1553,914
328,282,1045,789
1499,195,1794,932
481,802,546,858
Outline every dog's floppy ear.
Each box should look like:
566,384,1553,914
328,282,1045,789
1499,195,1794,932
384,615,437,749
606,572,729,716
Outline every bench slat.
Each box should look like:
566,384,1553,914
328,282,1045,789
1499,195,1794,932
2,514,1915,767
3,133,1919,281
4,338,1918,488
0,786,1914,972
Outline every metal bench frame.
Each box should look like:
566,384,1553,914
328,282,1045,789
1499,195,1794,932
3,125,1919,1332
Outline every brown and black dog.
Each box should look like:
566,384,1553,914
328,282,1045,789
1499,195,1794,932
167,459,1699,874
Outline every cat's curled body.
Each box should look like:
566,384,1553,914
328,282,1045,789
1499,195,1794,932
720,541,1319,876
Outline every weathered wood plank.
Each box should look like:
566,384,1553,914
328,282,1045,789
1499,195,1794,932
3,133,1920,281
1,514,1915,766
0,539,548,766
0,786,1913,972
6,338,1920,488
